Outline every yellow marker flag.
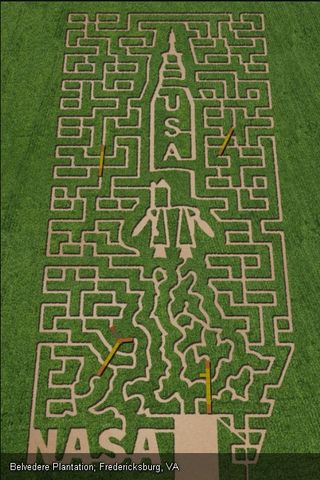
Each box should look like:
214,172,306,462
218,127,234,156
99,144,105,177
199,359,212,414
97,338,134,377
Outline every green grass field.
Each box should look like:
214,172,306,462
2,2,320,479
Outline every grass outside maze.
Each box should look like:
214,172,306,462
2,2,320,480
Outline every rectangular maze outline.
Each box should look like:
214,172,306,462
28,12,294,467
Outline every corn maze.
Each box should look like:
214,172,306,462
28,12,294,478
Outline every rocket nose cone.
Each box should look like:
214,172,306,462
169,30,176,48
